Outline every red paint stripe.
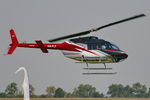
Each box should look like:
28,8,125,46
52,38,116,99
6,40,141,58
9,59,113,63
102,48,123,53
64,42,98,55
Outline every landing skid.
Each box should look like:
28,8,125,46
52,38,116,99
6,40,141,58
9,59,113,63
83,68,112,70
80,55,117,75
82,68,117,75
82,55,117,75
83,72,117,75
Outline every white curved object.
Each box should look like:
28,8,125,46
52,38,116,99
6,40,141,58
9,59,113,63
15,67,30,100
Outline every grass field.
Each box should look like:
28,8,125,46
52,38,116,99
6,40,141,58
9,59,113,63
0,98,150,100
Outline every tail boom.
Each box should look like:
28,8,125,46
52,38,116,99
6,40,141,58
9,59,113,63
7,29,81,54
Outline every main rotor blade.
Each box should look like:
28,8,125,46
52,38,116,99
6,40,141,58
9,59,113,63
95,14,146,31
48,14,145,42
48,30,91,42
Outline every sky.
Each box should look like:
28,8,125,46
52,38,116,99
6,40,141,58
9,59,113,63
0,0,150,95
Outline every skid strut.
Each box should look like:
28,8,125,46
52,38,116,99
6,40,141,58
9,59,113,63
82,62,117,75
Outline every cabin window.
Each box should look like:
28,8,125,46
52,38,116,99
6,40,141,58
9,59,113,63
88,42,120,50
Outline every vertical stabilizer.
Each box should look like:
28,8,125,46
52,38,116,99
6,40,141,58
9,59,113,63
7,29,19,54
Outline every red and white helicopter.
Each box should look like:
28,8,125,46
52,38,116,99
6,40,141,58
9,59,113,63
7,14,145,74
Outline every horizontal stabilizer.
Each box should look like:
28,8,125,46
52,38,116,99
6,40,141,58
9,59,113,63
35,40,48,53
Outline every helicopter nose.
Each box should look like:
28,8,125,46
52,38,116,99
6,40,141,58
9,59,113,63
121,53,128,59
114,53,128,62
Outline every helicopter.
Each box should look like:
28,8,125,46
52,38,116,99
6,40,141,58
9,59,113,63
7,14,145,75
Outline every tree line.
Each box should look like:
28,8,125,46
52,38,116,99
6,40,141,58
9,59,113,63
0,82,150,98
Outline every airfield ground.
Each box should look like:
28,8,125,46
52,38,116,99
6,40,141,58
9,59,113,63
0,98,150,100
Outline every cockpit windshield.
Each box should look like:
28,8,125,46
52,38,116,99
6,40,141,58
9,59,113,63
70,36,120,51
100,42,120,50
88,42,120,50
110,43,120,50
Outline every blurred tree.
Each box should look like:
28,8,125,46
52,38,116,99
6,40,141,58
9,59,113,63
72,88,78,97
2,82,150,98
123,85,134,97
146,88,150,97
16,91,23,98
107,83,148,98
92,92,104,98
38,94,47,98
29,84,36,97
72,84,102,97
132,82,147,97
46,86,56,97
5,82,18,97
54,88,65,97
0,92,7,98
107,84,124,97
65,92,72,97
